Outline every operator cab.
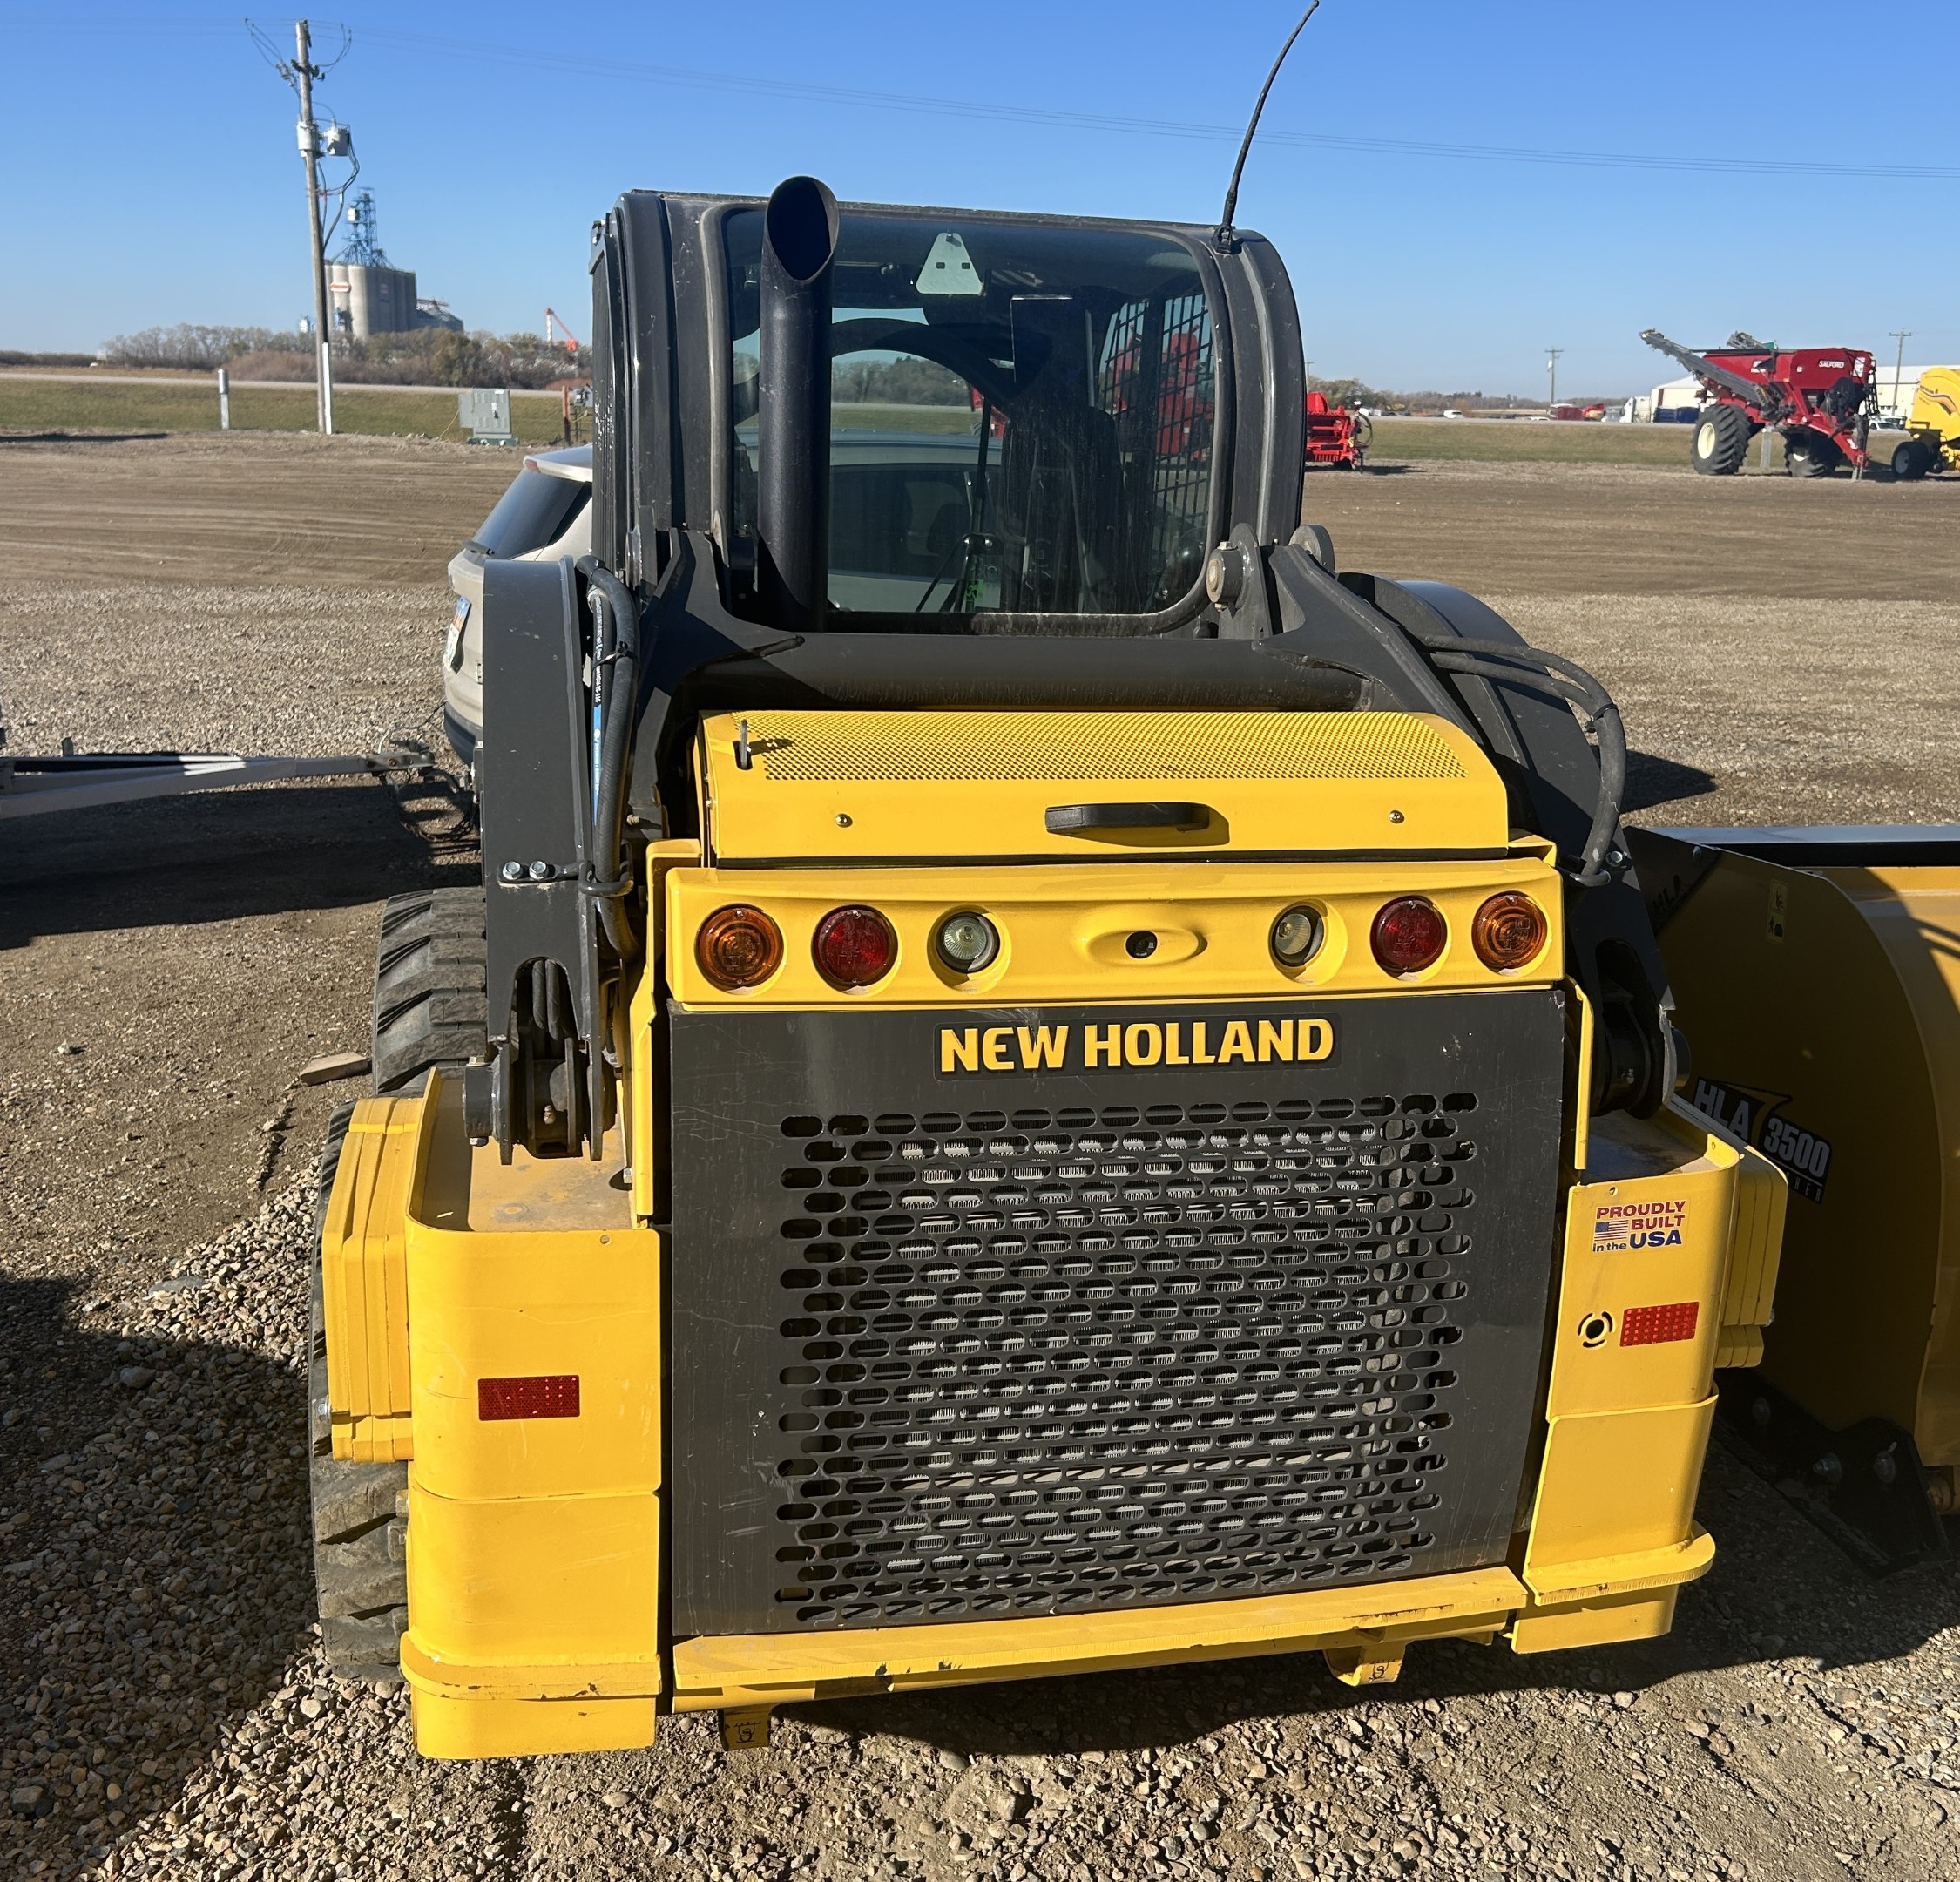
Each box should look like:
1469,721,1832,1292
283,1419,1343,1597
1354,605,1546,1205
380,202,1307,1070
588,188,1304,635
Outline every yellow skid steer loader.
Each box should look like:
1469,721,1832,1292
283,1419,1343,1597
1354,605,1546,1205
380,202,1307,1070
312,177,1788,1759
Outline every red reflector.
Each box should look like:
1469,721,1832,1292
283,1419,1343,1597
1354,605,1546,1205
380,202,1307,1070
1620,1303,1699,1347
477,1374,581,1420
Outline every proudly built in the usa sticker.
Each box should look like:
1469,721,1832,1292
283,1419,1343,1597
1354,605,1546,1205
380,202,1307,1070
1592,1198,1688,1253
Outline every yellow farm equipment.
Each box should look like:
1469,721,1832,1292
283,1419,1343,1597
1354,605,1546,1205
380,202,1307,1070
1903,365,1960,477
1632,827,1960,1571
310,175,1803,1759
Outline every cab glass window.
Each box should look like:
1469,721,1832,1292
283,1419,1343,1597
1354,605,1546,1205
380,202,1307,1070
724,211,1217,618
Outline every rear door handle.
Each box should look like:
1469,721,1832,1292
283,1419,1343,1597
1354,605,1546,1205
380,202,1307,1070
1044,802,1210,834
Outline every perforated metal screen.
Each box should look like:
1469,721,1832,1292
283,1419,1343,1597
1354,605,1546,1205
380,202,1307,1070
670,993,1565,1636
732,708,1469,785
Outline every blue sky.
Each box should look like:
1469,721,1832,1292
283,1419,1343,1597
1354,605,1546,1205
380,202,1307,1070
3,2,1956,393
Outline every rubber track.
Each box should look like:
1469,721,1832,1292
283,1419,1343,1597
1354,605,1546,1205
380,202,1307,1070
310,886,490,1676
369,886,488,1094
309,1103,409,1678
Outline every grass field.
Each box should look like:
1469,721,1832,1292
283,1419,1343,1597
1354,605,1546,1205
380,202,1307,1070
1367,416,1692,465
0,376,567,445
833,401,976,435
5,375,1715,461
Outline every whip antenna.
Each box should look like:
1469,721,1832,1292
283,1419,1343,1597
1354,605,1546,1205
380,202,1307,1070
1218,3,1321,248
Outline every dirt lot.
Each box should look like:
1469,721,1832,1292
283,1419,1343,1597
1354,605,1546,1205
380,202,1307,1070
1,433,1956,1882
1305,457,1960,603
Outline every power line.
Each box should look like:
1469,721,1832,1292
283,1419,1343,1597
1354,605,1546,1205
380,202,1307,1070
359,25,1960,182
18,14,1960,183
348,26,1960,182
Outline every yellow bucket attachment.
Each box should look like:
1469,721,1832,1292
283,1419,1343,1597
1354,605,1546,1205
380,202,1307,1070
1634,825,1960,1571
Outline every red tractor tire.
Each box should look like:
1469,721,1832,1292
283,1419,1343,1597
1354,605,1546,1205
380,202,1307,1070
1691,403,1753,476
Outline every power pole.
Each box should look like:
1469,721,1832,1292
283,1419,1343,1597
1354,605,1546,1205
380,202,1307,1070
1546,347,1564,411
1889,328,1912,416
294,20,334,434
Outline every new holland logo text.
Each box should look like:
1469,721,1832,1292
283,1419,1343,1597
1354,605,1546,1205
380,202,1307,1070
939,1016,1335,1075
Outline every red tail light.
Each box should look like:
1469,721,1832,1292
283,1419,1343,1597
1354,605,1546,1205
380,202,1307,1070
814,906,897,988
1472,892,1549,971
1371,897,1447,976
698,904,783,990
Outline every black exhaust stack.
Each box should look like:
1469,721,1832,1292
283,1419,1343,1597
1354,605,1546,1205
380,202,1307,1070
757,175,840,634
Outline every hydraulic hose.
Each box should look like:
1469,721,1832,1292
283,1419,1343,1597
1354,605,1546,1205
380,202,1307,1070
576,558,642,957
1409,632,1626,889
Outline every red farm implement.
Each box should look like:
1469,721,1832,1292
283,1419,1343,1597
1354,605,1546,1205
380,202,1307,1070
1303,389,1369,469
1640,328,1876,477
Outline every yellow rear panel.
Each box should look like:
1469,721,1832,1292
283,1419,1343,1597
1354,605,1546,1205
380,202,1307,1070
312,707,1785,1757
699,708,1511,861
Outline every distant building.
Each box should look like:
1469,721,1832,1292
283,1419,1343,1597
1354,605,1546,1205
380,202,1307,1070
1876,365,1942,424
327,193,460,341
326,261,462,341
1630,374,1702,422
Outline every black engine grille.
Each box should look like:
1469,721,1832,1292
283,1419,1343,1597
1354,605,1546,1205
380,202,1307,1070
669,994,1565,1636
772,1098,1477,1626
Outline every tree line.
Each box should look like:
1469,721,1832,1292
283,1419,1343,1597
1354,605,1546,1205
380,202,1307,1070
832,355,970,406
90,326,1546,407
97,324,581,389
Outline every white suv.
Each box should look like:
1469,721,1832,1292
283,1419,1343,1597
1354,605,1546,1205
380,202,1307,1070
442,444,592,768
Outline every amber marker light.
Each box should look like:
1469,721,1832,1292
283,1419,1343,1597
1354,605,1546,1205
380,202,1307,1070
697,904,784,990
1370,896,1447,976
814,905,897,988
1471,891,1549,971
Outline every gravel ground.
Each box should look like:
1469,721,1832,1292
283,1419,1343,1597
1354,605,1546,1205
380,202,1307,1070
1486,593,1960,828
0,431,513,588
2,436,1957,1882
5,1181,1956,1882
0,580,451,759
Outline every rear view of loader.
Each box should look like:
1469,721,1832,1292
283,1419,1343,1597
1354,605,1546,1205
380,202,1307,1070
311,176,1787,1759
